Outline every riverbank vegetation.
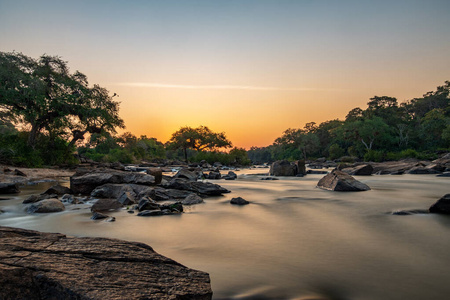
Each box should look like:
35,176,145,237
1,52,448,167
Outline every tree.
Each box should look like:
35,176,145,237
167,126,232,161
0,51,124,149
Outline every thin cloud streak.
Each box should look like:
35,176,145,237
115,82,341,91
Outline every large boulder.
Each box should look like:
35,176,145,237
91,183,136,199
146,187,194,201
91,198,123,212
173,168,198,182
270,160,297,176
407,166,441,174
207,171,221,180
317,169,371,191
0,182,20,194
70,171,156,195
341,164,374,176
147,167,163,184
429,194,450,214
27,199,65,213
0,226,212,299
223,171,237,180
165,178,230,196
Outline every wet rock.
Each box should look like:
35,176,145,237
91,212,110,220
182,194,204,205
270,160,297,176
437,172,450,177
207,171,221,180
230,197,249,205
341,164,373,176
391,209,429,215
70,171,156,195
174,168,198,182
27,199,65,213
42,184,72,196
0,226,212,299
166,178,230,196
407,166,440,174
0,182,20,194
260,177,279,180
147,187,194,200
137,209,164,216
23,194,52,204
91,183,135,199
117,191,136,205
317,170,371,191
138,198,160,211
223,171,237,180
429,194,450,214
160,202,183,213
91,198,123,212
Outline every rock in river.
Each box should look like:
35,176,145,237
317,169,371,191
230,197,249,205
0,226,212,299
0,182,20,194
429,194,450,214
27,199,65,213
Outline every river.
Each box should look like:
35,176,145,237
1,169,449,300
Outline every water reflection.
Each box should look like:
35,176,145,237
0,170,449,299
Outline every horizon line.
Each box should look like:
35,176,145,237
113,82,343,91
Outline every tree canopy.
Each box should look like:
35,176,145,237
167,126,232,161
0,51,124,148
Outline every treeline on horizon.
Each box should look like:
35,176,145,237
0,51,449,167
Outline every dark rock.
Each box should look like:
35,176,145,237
223,171,237,180
270,160,297,176
341,164,374,176
117,191,136,205
295,160,306,176
174,168,198,182
307,170,329,174
160,202,183,213
0,226,212,299
138,198,160,211
91,183,135,198
317,170,371,191
166,178,230,196
437,172,450,177
27,199,65,213
207,171,221,180
230,197,249,205
91,199,123,212
392,209,429,215
91,212,110,220
429,194,450,214
42,184,72,196
148,187,194,201
0,182,20,194
260,177,279,180
13,169,27,176
70,171,156,195
407,167,440,174
23,194,52,204
106,217,116,222
182,194,204,205
137,210,164,216
147,167,163,184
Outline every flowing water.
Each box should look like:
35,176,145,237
1,169,450,300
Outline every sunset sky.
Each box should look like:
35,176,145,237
1,0,449,148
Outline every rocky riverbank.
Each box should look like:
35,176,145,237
0,226,212,299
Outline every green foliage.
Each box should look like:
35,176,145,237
191,147,251,166
364,150,385,162
328,144,345,160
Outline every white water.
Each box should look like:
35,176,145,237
1,170,449,300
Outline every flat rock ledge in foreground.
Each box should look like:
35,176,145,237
0,226,212,300
317,169,371,191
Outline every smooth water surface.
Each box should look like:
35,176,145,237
1,170,449,300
